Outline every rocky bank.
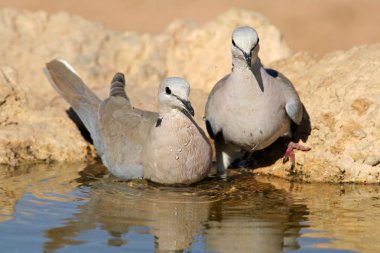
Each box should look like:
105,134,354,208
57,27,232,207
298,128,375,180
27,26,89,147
255,46,380,183
0,8,379,183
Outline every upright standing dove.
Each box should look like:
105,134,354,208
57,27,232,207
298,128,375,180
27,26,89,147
45,59,212,185
204,26,309,177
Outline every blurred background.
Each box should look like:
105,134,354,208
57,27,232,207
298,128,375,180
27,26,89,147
1,0,379,54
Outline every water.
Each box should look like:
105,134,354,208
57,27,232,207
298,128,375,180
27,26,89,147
1,163,380,253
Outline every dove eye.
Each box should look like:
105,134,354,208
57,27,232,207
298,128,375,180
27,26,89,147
232,39,237,47
165,87,172,95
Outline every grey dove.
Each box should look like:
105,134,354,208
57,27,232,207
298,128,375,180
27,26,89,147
45,59,212,185
204,26,309,177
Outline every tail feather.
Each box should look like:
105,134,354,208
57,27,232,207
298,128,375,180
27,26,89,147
109,72,129,100
44,59,102,153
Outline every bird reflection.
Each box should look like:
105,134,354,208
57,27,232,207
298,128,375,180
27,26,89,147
205,187,308,253
43,164,308,253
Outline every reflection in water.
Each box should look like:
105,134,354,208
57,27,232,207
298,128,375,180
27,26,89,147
0,163,85,222
205,192,307,253
2,162,380,252
42,164,308,252
264,178,380,253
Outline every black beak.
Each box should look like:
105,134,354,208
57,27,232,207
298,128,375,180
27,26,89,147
180,99,194,116
244,40,259,66
244,53,252,66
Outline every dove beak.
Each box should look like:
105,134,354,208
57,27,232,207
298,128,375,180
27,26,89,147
180,98,195,116
244,53,252,66
244,40,259,66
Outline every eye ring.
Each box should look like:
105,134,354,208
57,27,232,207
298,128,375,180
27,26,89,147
165,87,171,95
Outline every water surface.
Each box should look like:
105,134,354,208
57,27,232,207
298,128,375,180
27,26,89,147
0,163,379,252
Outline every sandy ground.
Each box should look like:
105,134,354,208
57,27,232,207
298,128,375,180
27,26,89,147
0,0,379,54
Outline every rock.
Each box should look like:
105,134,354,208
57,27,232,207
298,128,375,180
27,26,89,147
0,65,95,165
254,45,380,183
0,8,164,110
0,8,290,166
365,156,380,167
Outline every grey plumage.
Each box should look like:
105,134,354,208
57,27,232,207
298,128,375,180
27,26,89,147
109,72,129,99
45,59,211,185
205,26,305,177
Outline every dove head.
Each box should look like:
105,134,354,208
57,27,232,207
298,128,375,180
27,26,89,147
158,77,194,116
231,26,260,67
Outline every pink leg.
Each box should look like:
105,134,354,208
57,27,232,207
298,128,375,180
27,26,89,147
283,141,311,168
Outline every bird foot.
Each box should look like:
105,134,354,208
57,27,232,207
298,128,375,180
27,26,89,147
217,170,228,180
283,141,311,168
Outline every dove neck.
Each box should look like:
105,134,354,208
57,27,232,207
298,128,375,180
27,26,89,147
159,105,193,123
158,104,182,117
232,57,263,80
159,104,172,114
233,57,263,78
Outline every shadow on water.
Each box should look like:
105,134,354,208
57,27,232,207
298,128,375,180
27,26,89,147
42,163,309,253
